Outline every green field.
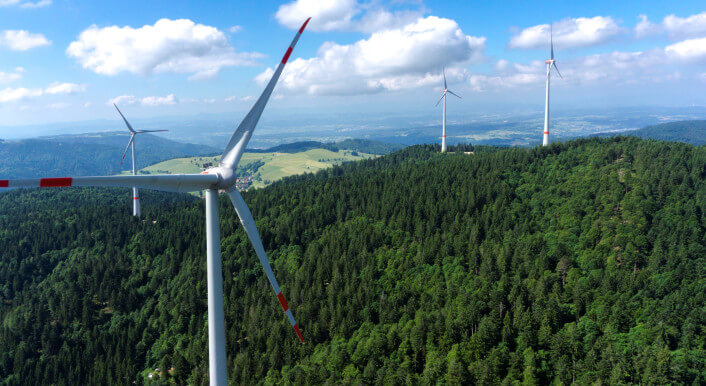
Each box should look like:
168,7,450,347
132,149,376,189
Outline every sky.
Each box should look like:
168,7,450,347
0,0,705,134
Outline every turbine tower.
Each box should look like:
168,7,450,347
114,104,167,217
0,17,311,385
436,68,461,152
543,25,563,146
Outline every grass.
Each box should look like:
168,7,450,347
129,149,376,189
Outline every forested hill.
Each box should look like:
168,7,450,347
0,133,218,179
599,120,706,145
1,137,705,384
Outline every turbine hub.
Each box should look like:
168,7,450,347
203,166,236,190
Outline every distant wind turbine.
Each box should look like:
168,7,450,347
114,104,167,217
543,25,563,146
1,17,311,385
435,68,461,152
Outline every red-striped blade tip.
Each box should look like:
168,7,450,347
293,324,305,344
299,17,311,34
0,180,8,188
40,177,72,188
277,292,289,311
281,47,294,64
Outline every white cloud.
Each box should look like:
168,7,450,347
276,0,358,32
0,80,85,103
275,0,423,33
467,47,685,91
67,18,263,80
225,95,254,102
665,37,706,63
0,30,50,50
509,16,623,50
663,12,706,38
141,94,177,106
635,15,660,38
228,25,242,33
109,95,137,106
0,87,42,103
0,0,51,8
44,82,85,94
108,94,178,106
257,16,485,95
0,67,24,84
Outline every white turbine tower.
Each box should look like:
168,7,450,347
114,104,167,217
0,17,311,385
543,26,563,146
436,68,461,152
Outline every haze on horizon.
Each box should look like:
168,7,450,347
0,0,705,135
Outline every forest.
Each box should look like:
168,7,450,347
0,136,704,384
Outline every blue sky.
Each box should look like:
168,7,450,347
0,0,705,132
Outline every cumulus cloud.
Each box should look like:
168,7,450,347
276,0,358,32
0,0,51,8
275,0,423,33
663,12,706,38
0,30,51,50
108,94,178,106
635,15,661,38
665,37,706,63
0,87,43,103
44,82,85,94
634,12,706,40
509,16,624,50
467,46,686,91
0,67,24,84
257,16,485,95
67,18,263,80
0,81,85,103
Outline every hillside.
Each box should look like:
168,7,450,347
141,148,377,189
250,139,404,155
0,137,705,384
630,120,706,145
0,132,218,179
597,120,706,145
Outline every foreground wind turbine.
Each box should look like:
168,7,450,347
435,68,461,152
114,104,167,217
0,17,311,385
543,25,563,146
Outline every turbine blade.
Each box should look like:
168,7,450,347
227,189,305,344
114,104,135,133
135,129,168,133
220,17,311,170
443,68,447,89
120,135,135,165
435,93,445,107
0,174,218,193
552,62,563,79
550,24,554,60
446,90,462,99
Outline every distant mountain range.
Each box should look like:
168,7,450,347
0,132,219,179
0,133,404,179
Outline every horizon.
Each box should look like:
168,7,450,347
1,0,705,134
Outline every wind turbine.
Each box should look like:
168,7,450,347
543,25,562,146
114,104,167,217
0,17,311,385
435,68,461,152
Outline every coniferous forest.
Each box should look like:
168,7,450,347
0,137,705,384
